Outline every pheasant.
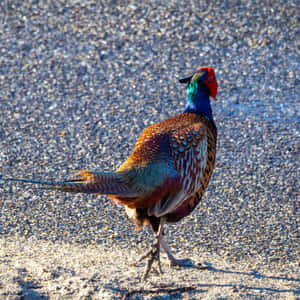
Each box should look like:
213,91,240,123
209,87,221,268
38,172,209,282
5,67,218,280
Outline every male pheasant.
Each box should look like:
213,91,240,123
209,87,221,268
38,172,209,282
5,67,218,280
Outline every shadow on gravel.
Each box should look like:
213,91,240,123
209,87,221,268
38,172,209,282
204,262,300,283
15,276,48,300
201,262,300,296
119,263,299,299
109,261,299,299
198,282,299,297
115,285,207,300
118,280,299,300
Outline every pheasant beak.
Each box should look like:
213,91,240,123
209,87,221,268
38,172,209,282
178,76,192,84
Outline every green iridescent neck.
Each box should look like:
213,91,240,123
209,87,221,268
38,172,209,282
187,81,198,101
184,81,214,122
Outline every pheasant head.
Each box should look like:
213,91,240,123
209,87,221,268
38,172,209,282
180,67,218,120
179,67,218,99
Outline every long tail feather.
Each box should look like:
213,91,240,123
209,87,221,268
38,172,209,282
3,171,137,196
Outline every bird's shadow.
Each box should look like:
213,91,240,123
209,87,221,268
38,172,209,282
114,261,300,299
15,276,48,299
196,262,299,295
202,261,299,282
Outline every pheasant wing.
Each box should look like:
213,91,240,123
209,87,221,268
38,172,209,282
112,130,182,209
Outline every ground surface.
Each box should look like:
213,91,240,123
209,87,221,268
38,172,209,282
0,0,299,299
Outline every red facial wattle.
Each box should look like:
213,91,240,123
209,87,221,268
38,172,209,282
200,67,218,99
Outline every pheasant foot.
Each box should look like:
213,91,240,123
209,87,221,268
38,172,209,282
139,236,162,281
137,218,166,281
160,238,208,269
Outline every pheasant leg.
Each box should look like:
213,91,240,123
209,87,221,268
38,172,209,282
138,218,165,280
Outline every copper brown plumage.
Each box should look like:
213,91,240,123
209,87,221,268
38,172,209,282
5,67,218,280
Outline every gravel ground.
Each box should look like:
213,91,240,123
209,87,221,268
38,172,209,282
0,0,299,299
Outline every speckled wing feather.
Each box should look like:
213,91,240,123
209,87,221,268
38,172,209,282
110,129,182,209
